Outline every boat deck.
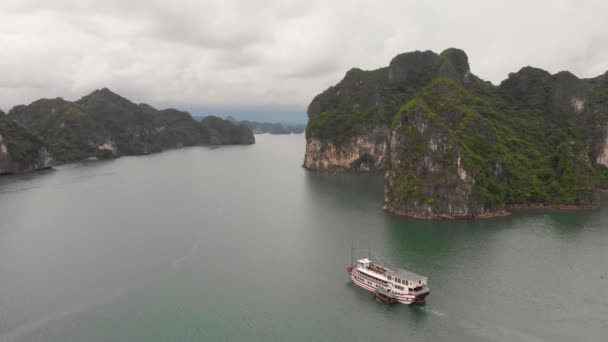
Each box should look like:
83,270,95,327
368,263,389,274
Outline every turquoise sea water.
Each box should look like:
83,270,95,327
0,134,607,341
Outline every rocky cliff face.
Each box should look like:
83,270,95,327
304,48,476,172
0,113,53,175
8,88,255,163
306,48,608,219
384,79,507,219
598,129,608,167
585,73,608,170
8,97,116,162
303,126,386,171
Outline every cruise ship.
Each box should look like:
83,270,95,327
347,258,430,305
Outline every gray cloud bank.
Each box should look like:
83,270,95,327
1,0,607,120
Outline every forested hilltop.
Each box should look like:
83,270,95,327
304,48,608,219
1,89,254,174
226,117,305,134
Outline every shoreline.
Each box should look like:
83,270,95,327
383,206,511,220
301,164,383,174
2,142,256,177
384,203,601,220
506,203,600,211
0,166,55,177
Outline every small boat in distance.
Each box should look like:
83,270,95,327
347,254,430,305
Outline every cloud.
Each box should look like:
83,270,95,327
1,0,607,119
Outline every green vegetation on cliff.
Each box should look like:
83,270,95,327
9,98,112,162
7,88,255,163
306,48,608,217
388,78,599,216
306,49,476,145
0,114,42,163
201,116,255,145
0,114,52,174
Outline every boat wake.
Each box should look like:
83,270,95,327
169,236,201,271
415,305,447,317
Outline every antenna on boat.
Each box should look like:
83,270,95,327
368,240,371,260
350,240,354,265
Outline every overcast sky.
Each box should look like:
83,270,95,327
1,0,607,122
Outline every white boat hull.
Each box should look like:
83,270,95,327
350,273,419,305
348,270,429,305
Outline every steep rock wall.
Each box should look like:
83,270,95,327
304,48,474,173
304,48,607,219
0,118,53,175
598,127,608,167
383,81,508,219
303,126,386,172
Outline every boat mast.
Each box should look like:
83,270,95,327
350,240,354,265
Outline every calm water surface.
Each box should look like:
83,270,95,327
0,134,607,341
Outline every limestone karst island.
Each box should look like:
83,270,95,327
3,1,608,340
0,88,254,174
304,48,608,219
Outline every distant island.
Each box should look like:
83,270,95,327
0,88,254,175
192,116,306,134
225,117,305,135
304,48,608,219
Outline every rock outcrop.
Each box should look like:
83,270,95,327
598,128,608,167
7,88,255,163
8,97,116,162
201,116,255,145
0,113,53,175
384,79,508,219
303,126,386,172
304,48,481,171
305,48,608,218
